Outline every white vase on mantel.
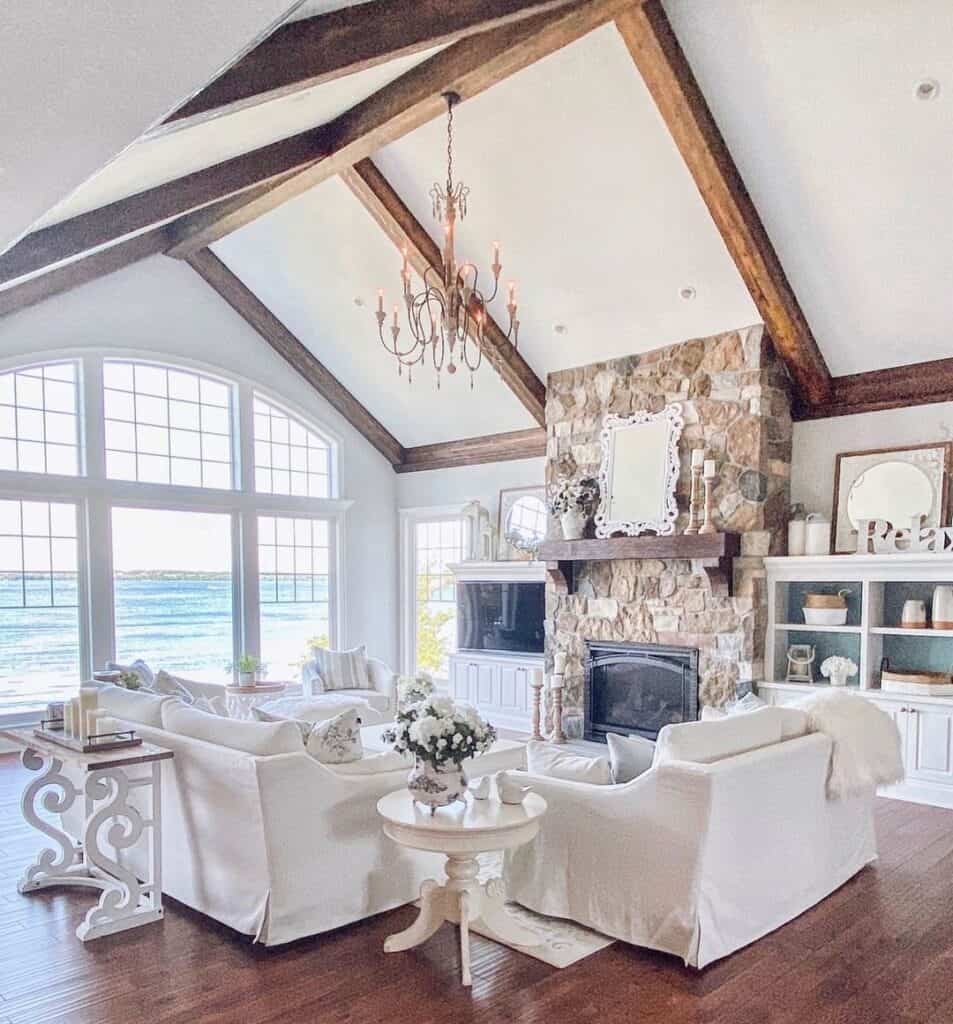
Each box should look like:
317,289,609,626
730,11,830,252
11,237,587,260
560,509,587,541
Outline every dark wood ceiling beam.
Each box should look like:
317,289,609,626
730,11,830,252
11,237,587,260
185,248,405,466
398,428,547,473
163,0,586,125
0,146,320,289
166,0,640,256
795,358,953,421
340,158,546,427
614,1,833,407
0,227,172,319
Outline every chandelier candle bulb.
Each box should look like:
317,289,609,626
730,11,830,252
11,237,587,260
692,448,705,468
553,652,568,675
703,459,717,479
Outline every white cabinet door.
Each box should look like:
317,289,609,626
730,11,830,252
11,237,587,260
448,658,468,702
475,663,495,708
906,705,953,786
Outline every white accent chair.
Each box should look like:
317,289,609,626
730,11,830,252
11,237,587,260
506,707,878,968
301,652,397,715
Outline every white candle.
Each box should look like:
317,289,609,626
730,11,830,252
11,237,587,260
703,459,717,479
69,697,82,739
549,674,564,690
78,687,99,742
492,241,500,266
553,652,568,674
63,702,74,737
530,668,543,688
692,448,705,468
86,709,104,740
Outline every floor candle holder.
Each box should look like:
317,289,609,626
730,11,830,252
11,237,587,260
549,677,566,744
530,679,544,741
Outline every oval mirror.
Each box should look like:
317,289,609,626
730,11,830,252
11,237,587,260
504,495,546,553
846,460,935,531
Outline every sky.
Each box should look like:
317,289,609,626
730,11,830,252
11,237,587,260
111,507,231,572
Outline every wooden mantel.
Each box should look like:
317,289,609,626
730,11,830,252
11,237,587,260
538,533,741,596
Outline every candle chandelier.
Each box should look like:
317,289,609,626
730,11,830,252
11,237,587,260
374,91,520,389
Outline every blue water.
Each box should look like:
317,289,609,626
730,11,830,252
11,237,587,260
0,574,329,713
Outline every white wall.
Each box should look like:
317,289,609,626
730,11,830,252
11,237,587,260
396,457,545,529
792,402,953,518
0,256,399,666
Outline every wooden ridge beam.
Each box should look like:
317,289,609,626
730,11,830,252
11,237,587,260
164,0,585,125
167,0,639,255
614,1,833,407
795,358,953,421
398,428,547,473
0,227,171,319
341,158,547,427
185,248,405,467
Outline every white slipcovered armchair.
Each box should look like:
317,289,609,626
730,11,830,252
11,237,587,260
300,647,397,715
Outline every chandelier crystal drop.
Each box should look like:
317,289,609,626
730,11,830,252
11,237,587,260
374,92,520,390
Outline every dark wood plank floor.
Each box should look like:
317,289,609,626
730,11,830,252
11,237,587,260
2,752,953,1024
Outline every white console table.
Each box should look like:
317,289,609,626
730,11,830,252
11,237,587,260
1,727,172,941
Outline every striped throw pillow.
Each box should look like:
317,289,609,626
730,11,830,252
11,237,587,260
312,646,369,692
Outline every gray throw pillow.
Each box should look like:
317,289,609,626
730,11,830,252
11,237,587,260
606,732,656,783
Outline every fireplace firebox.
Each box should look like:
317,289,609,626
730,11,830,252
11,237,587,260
584,641,699,743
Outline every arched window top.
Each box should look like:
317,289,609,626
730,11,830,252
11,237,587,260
0,360,80,477
253,393,331,499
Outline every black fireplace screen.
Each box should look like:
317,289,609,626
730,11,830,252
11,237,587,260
584,641,699,742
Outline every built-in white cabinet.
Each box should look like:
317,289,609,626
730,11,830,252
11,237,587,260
448,652,540,733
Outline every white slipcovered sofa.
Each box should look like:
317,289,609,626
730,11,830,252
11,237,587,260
506,706,877,968
75,687,442,945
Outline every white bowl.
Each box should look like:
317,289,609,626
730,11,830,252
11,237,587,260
803,607,848,626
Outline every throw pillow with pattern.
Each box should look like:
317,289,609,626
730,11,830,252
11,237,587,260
311,646,369,692
306,707,364,763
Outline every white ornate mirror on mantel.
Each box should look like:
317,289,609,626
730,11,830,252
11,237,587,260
594,405,683,539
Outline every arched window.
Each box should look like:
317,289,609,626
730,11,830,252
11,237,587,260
0,355,344,723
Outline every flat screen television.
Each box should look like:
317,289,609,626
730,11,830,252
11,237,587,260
457,581,545,655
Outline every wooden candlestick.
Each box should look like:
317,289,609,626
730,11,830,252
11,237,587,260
700,463,718,535
685,461,703,534
530,680,544,741
549,677,566,744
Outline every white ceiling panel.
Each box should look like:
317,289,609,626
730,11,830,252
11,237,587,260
36,46,444,229
1,1,301,251
373,23,759,378
664,0,953,376
212,177,536,447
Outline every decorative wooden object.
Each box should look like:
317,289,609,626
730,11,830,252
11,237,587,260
33,726,141,755
685,450,704,535
699,459,718,535
549,677,566,744
541,532,740,597
398,428,546,473
530,677,544,741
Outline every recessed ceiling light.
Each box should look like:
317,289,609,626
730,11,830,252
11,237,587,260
353,296,365,308
679,286,696,301
553,323,568,335
915,78,940,101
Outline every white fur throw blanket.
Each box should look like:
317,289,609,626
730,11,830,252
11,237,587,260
795,689,904,799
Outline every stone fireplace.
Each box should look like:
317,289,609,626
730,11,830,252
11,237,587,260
584,641,698,742
545,324,792,732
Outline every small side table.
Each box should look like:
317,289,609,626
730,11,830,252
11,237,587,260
224,681,287,720
0,726,172,941
377,789,547,986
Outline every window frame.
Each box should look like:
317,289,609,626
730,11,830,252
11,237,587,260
0,350,348,726
399,505,469,682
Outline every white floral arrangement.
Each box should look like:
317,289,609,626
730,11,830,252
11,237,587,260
382,695,497,769
548,476,600,516
821,656,858,685
396,672,435,707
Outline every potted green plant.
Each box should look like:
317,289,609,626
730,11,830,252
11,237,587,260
227,653,261,686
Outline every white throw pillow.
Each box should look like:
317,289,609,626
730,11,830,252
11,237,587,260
654,706,785,766
311,646,369,692
700,701,808,741
252,705,313,742
306,708,365,763
97,685,174,728
192,695,229,717
526,741,611,784
606,732,656,784
330,751,410,775
162,701,302,756
105,659,155,688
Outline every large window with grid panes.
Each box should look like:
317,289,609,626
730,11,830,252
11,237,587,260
0,355,343,722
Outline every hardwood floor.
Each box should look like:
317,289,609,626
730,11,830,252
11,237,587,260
2,752,953,1024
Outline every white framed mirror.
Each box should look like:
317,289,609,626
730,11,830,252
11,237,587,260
594,405,683,538
832,442,952,553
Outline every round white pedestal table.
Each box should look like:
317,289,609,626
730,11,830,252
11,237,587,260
377,789,547,987
224,681,287,720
